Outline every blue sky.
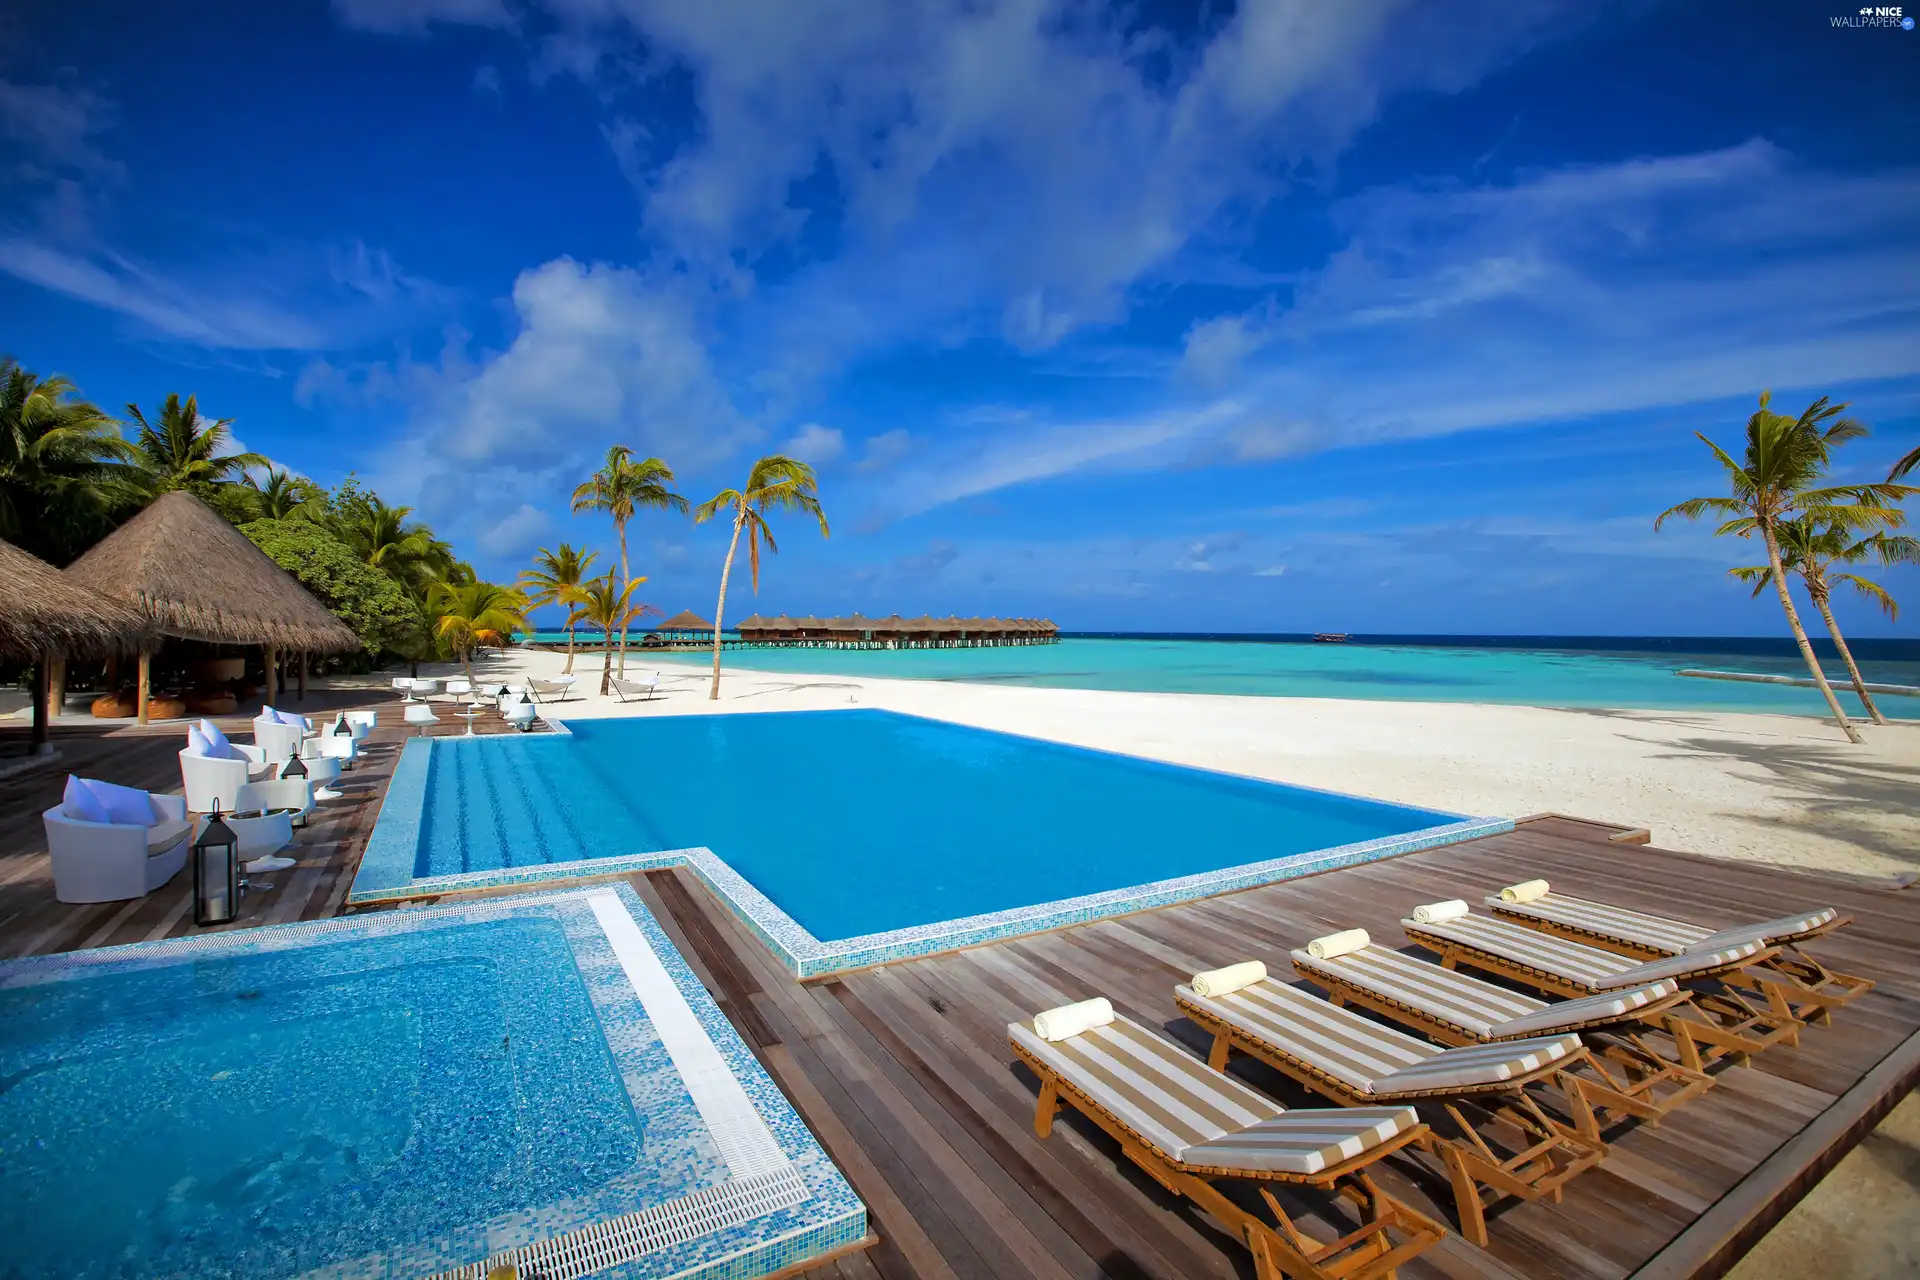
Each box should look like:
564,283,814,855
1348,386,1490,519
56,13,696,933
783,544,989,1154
4,0,1918,635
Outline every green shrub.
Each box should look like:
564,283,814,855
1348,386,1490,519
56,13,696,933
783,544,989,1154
240,518,425,657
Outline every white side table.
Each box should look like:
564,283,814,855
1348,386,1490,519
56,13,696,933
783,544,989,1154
226,808,297,874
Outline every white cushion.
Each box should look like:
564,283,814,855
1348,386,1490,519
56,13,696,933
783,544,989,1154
62,775,110,824
146,818,193,854
81,779,157,827
198,718,237,760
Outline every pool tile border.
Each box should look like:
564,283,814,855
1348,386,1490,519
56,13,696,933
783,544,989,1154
347,733,1512,978
0,883,867,1280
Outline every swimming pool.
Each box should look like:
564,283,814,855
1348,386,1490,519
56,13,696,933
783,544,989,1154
353,709,1506,976
0,885,864,1279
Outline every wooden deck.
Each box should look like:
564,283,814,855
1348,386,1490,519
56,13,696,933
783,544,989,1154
1,701,1914,1279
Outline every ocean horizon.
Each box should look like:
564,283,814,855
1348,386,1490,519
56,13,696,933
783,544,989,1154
514,630,1920,718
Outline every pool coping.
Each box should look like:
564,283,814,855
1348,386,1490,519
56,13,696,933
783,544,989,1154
348,722,1513,979
0,882,868,1280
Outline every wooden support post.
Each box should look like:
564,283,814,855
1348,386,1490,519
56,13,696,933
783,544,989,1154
45,653,67,723
263,645,279,703
297,651,308,702
137,651,152,725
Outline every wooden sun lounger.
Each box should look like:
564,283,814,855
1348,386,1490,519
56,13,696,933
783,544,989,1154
1009,1013,1445,1280
1401,911,1801,1065
1175,978,1605,1246
1288,942,1715,1129
1485,891,1871,1023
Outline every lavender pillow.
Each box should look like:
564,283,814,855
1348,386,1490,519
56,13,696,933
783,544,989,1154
62,775,111,824
198,718,237,760
80,778,156,826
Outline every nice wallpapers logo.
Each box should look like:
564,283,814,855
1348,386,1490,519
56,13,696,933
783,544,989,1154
1831,5,1915,26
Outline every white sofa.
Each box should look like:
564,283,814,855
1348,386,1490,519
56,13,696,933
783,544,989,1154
236,777,316,828
44,792,194,903
180,743,276,813
252,716,311,770
302,733,358,770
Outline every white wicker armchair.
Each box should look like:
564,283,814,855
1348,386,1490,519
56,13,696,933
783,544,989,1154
43,792,194,903
179,744,275,813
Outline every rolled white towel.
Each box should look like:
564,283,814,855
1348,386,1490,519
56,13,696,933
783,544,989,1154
1411,899,1470,925
1190,960,1266,998
1500,879,1550,904
1305,928,1370,960
1033,997,1114,1042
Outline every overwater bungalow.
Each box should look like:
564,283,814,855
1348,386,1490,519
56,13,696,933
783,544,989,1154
730,611,1058,649
647,610,716,646
62,491,360,723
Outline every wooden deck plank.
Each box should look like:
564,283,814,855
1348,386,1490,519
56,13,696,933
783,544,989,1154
2,697,1914,1280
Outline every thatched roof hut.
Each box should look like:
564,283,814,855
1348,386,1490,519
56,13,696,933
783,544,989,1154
65,491,359,653
650,609,715,633
735,613,771,631
768,614,797,630
795,615,827,630
0,538,153,663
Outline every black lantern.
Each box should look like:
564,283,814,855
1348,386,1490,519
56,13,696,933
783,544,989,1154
334,717,352,737
193,801,241,926
281,750,308,781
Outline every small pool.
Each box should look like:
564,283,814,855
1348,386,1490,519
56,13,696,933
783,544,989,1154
0,885,863,1279
353,710,1507,976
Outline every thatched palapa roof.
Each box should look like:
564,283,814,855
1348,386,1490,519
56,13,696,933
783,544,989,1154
0,538,154,662
651,609,715,632
63,492,359,652
735,613,771,630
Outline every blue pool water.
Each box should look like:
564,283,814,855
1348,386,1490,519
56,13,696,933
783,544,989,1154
0,917,643,1278
0,887,867,1279
412,709,1464,940
605,635,1920,718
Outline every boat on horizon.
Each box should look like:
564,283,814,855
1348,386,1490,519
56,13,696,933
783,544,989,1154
1312,632,1350,643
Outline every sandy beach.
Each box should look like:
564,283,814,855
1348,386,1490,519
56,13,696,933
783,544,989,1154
385,645,1920,879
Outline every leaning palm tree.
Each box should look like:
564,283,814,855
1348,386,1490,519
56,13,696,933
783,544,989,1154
427,581,529,685
1891,445,1917,482
570,447,686,677
518,542,600,673
126,393,268,491
693,454,828,700
0,359,141,561
568,570,656,695
1656,392,1908,743
1732,512,1918,726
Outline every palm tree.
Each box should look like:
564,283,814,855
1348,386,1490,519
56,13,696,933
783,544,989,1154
1732,512,1918,726
569,570,656,695
1891,445,1917,482
693,454,828,700
0,360,140,562
570,447,686,677
1656,392,1908,743
243,468,310,520
519,543,600,673
427,581,529,684
126,393,268,492
333,495,459,594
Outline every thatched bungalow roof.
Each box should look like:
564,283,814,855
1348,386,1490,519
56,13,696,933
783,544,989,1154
767,614,796,629
735,613,771,630
0,538,154,662
795,615,827,629
651,610,715,632
63,492,359,652
824,615,861,631
873,613,910,631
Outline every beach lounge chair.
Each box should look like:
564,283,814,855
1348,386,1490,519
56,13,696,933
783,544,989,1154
1288,927,1714,1127
1010,999,1444,1280
530,675,576,702
1174,960,1603,1246
612,673,661,702
1401,906,1800,1063
1485,880,1870,1022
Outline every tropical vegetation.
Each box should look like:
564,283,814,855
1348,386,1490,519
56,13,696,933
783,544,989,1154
567,571,655,696
1657,392,1914,742
693,454,829,700
0,359,141,562
428,581,530,684
241,519,424,656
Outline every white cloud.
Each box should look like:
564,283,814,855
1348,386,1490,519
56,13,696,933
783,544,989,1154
331,0,515,35
476,502,554,556
855,428,914,473
1253,565,1287,577
1179,303,1276,387
784,422,844,464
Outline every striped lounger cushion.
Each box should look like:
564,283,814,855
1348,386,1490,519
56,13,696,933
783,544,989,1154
1292,945,1680,1040
1406,913,1765,992
1178,979,1581,1098
1492,894,1838,957
1008,1016,1417,1175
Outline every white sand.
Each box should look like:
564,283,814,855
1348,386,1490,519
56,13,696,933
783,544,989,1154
380,646,1920,879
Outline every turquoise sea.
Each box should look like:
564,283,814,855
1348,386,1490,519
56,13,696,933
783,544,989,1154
519,632,1920,719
